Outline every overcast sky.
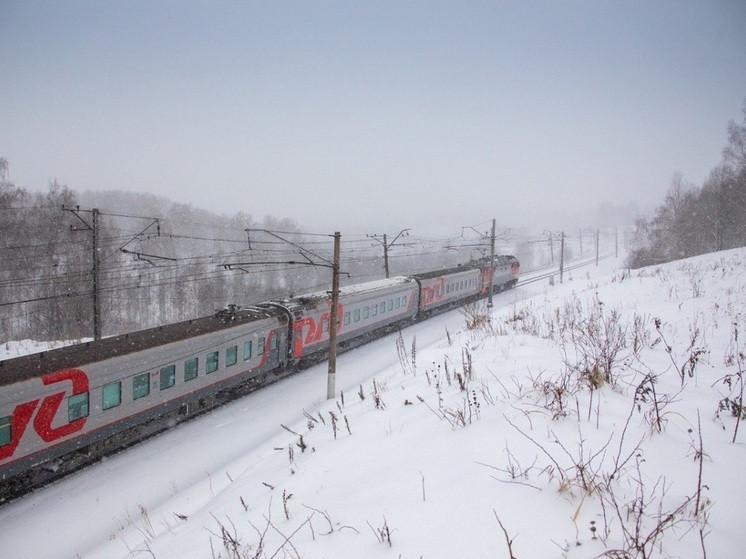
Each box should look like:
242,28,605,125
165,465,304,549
1,1,745,234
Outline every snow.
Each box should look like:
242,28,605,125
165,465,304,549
0,338,89,361
1,249,745,558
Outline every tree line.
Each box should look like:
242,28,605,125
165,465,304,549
0,174,336,342
627,100,746,268
1,171,510,343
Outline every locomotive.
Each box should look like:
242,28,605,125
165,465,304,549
0,255,519,501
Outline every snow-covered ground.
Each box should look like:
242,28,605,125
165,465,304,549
1,249,745,559
0,338,89,361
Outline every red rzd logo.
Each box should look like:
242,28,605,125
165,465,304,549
1,369,89,460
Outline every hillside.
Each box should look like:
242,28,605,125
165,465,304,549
1,249,745,558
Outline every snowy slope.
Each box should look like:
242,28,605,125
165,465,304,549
1,250,745,559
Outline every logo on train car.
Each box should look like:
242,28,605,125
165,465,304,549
479,268,492,295
1,369,89,461
292,304,344,358
420,278,445,307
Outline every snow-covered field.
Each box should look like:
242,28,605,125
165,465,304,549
1,249,745,559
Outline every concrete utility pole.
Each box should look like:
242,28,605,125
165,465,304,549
66,207,162,341
615,227,619,258
66,206,101,340
548,232,555,263
596,228,600,266
559,231,565,283
92,208,100,340
382,234,389,278
368,228,410,278
487,218,496,308
327,231,341,400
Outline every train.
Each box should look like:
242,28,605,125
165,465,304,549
0,254,519,502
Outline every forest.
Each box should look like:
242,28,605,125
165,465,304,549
627,100,746,267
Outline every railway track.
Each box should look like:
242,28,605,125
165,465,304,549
516,252,617,288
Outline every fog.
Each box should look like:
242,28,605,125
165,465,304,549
1,1,745,234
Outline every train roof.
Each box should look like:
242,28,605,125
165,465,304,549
338,276,415,296
0,306,286,387
276,276,415,307
411,263,478,281
410,254,518,281
473,254,518,265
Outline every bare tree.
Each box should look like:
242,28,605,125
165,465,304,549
723,98,746,169
628,101,746,268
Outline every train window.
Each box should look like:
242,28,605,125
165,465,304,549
184,358,199,381
133,373,150,399
371,305,377,317
380,301,386,314
402,296,407,306
387,299,394,311
258,337,266,355
343,312,350,325
102,381,122,410
68,392,89,422
0,416,10,447
243,341,252,361
270,335,278,350
322,317,329,332
160,365,176,390
226,346,238,367
206,351,219,373
363,306,369,319
394,298,400,309
353,309,360,322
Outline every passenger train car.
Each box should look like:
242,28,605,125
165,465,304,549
273,276,420,361
0,255,519,501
